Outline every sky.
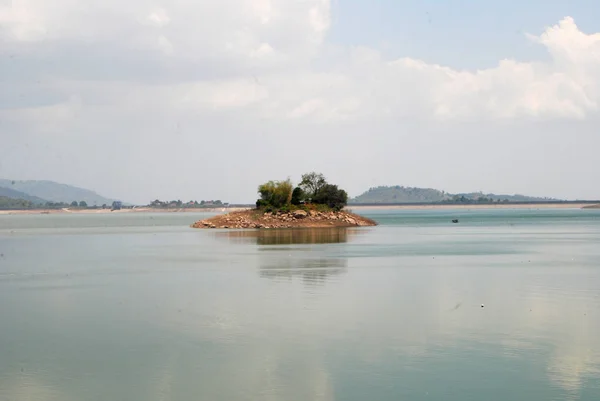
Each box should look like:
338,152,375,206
1,0,600,204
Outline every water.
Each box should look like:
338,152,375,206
1,208,600,401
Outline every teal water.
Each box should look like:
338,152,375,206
1,209,600,401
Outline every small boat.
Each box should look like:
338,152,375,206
452,219,459,223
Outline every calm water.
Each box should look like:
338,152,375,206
1,208,600,401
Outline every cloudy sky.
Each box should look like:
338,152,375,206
1,0,599,204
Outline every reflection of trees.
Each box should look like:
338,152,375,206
218,228,359,285
220,228,351,245
259,256,348,286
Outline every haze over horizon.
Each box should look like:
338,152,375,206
2,1,600,204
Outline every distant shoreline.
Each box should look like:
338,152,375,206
0,207,250,215
1,203,598,215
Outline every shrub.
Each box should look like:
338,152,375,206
312,184,348,211
257,179,293,208
291,187,305,205
256,199,269,209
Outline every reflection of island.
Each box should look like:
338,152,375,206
259,256,348,285
219,228,356,285
220,227,353,245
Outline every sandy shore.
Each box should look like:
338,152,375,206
0,207,249,215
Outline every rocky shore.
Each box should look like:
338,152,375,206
191,209,377,229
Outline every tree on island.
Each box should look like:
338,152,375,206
257,173,348,211
257,179,293,209
312,184,348,210
291,187,305,205
299,172,327,201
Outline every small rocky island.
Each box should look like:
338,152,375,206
192,172,377,229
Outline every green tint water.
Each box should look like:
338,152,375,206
1,209,600,400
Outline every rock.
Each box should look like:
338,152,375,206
293,210,308,219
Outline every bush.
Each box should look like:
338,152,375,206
256,199,268,209
312,184,348,211
257,179,293,208
291,187,305,205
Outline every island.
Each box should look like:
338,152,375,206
192,172,377,229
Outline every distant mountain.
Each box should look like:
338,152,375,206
0,179,119,206
0,186,48,205
351,186,447,203
350,186,559,204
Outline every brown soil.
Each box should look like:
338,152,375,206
583,204,600,209
191,209,377,229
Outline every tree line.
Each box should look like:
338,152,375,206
0,199,124,210
256,172,348,211
148,199,228,208
440,196,511,204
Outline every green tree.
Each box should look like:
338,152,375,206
299,172,327,200
291,187,305,205
313,184,348,211
257,179,293,208
79,201,88,208
71,201,78,207
0,196,33,210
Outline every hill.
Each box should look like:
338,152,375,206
350,186,559,204
350,186,447,203
0,186,48,205
0,179,119,206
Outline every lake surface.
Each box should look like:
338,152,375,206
1,208,600,401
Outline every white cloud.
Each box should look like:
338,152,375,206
2,1,600,201
144,8,170,28
3,0,599,121
308,0,331,34
156,35,173,55
0,0,47,41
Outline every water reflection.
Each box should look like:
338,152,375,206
217,228,356,245
259,257,348,285
216,228,355,285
